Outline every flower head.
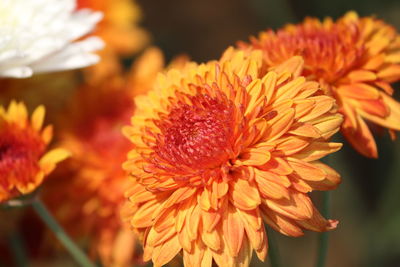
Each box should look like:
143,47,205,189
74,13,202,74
0,0,104,78
77,0,149,56
76,0,149,83
122,51,343,267
240,12,400,158
0,101,69,202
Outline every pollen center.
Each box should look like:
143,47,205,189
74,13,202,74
154,94,234,169
0,125,45,184
258,25,364,84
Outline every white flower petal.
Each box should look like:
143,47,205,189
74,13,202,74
0,66,33,78
0,0,103,78
31,37,104,73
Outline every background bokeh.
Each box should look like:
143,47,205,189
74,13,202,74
136,0,400,266
1,0,399,266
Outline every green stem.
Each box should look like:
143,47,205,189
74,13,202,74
316,191,330,267
268,228,281,267
32,198,95,267
8,231,28,267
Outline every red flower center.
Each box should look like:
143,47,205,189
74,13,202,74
154,93,235,170
0,125,45,189
256,24,364,83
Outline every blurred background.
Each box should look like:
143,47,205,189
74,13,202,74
137,0,400,266
1,0,400,266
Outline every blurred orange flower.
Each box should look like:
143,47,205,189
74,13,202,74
44,48,181,267
0,101,69,203
241,11,400,158
77,0,150,83
122,52,342,267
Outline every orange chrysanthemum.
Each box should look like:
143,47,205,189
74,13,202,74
240,11,400,158
45,81,137,267
122,51,343,267
0,101,69,202
45,47,181,267
77,0,149,56
77,0,150,83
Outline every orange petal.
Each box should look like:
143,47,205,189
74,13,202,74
147,225,176,247
201,208,222,232
311,114,343,139
261,71,278,106
188,205,201,241
292,99,316,118
362,54,384,70
289,173,313,193
305,162,341,191
296,205,339,232
347,70,377,82
237,208,263,232
238,210,265,251
275,77,306,102
258,157,293,176
151,235,181,267
236,146,271,166
236,235,252,267
337,83,379,100
222,205,245,257
39,148,70,175
128,184,156,204
359,97,390,117
377,64,400,82
201,226,221,251
213,179,229,199
273,136,310,156
271,56,304,78
252,167,291,187
131,200,160,228
386,52,400,63
164,186,197,209
341,115,378,158
31,105,45,131
293,142,342,162
263,191,313,220
178,224,193,252
229,177,261,210
287,158,327,181
153,206,176,232
183,239,210,267
176,197,197,232
294,81,320,99
254,169,290,199
358,92,400,131
262,109,295,141
299,96,334,122
261,206,304,237
288,122,321,138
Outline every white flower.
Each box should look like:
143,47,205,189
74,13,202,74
0,0,104,78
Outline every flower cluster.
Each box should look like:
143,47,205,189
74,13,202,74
1,2,400,267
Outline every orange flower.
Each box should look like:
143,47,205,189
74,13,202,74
45,81,137,267
0,101,69,202
239,11,400,158
44,48,179,267
77,0,149,56
77,0,150,83
122,51,343,267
